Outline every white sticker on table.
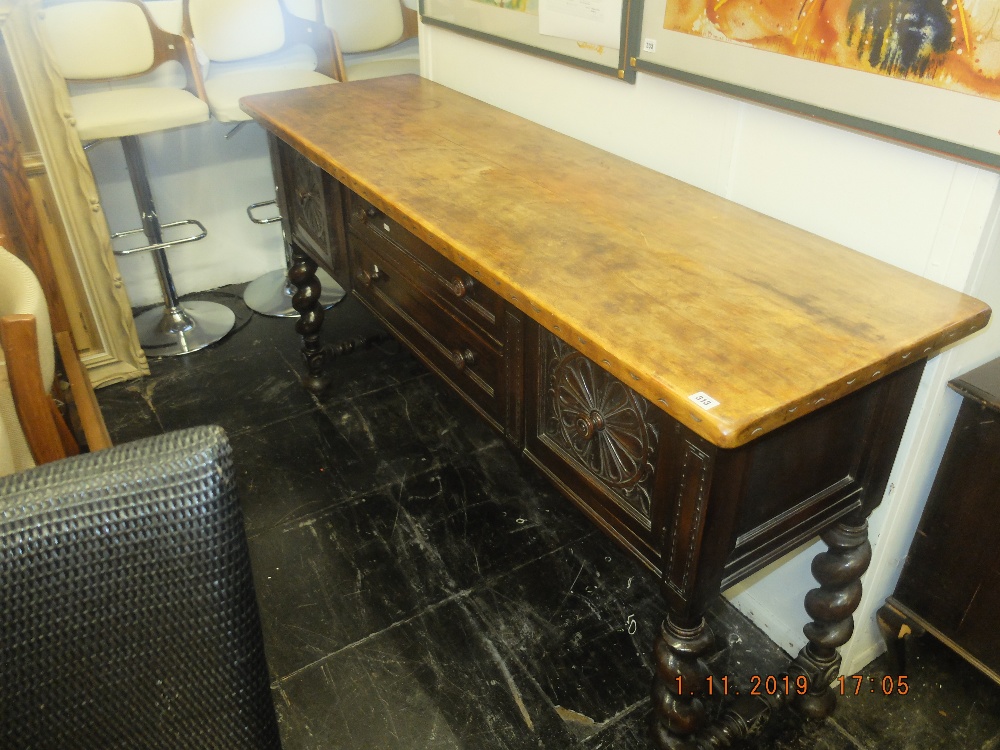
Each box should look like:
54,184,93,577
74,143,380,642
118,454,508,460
688,392,720,410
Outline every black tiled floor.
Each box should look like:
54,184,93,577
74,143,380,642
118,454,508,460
97,287,1000,749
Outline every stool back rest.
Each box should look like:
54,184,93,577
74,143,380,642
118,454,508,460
0,248,55,477
43,0,154,79
321,0,404,54
42,0,205,97
185,0,285,62
183,0,342,80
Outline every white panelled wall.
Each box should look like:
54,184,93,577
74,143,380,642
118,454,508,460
419,25,1000,674
91,5,1000,675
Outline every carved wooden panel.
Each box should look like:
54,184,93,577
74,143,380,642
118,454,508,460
662,441,712,601
288,149,328,252
539,329,658,525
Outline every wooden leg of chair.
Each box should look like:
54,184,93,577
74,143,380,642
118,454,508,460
1,314,76,464
48,397,79,457
54,330,112,451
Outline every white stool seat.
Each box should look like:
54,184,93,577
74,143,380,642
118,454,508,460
72,87,209,140
204,68,336,122
43,0,234,357
343,38,419,82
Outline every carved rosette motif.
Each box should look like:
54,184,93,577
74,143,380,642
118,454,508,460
541,330,657,522
290,152,327,248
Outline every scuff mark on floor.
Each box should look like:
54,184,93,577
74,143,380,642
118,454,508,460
555,706,597,726
482,639,534,731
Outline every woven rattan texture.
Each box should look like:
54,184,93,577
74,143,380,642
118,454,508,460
0,426,281,749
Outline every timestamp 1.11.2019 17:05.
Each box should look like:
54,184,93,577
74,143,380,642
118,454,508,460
675,674,910,697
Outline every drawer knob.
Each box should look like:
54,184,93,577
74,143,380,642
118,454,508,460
575,410,606,441
355,206,378,223
357,264,382,287
448,276,474,298
450,348,477,370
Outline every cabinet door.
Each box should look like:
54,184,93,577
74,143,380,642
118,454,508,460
523,324,673,570
272,137,351,290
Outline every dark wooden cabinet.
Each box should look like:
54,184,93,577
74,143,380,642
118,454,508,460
244,78,991,748
879,357,1000,684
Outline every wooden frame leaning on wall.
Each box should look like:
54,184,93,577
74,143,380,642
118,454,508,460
0,0,147,387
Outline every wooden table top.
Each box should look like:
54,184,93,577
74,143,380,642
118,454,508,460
242,75,991,448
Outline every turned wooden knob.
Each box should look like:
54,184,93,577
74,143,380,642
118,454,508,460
575,410,606,440
357,264,382,287
450,348,477,370
448,276,474,298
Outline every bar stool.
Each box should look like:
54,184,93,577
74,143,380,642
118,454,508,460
321,0,419,82
183,0,346,317
41,0,234,356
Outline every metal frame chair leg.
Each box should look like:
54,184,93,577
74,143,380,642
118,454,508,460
118,135,235,356
243,199,345,318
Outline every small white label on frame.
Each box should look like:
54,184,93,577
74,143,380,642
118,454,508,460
688,392,720,410
643,38,657,53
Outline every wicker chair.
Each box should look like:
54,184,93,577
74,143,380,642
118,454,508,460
0,426,281,749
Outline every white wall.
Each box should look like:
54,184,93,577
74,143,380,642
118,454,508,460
419,24,1000,673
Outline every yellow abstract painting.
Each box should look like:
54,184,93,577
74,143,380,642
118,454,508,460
663,0,1000,99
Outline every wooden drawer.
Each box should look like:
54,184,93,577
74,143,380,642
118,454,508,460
348,194,505,345
351,234,507,427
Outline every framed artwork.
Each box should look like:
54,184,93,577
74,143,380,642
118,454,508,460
421,0,643,82
635,0,1000,168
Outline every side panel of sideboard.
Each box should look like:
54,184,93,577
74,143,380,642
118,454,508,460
271,136,352,292
521,318,925,617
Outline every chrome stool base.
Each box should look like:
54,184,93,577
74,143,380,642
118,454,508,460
243,267,346,318
117,134,235,357
134,300,237,357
